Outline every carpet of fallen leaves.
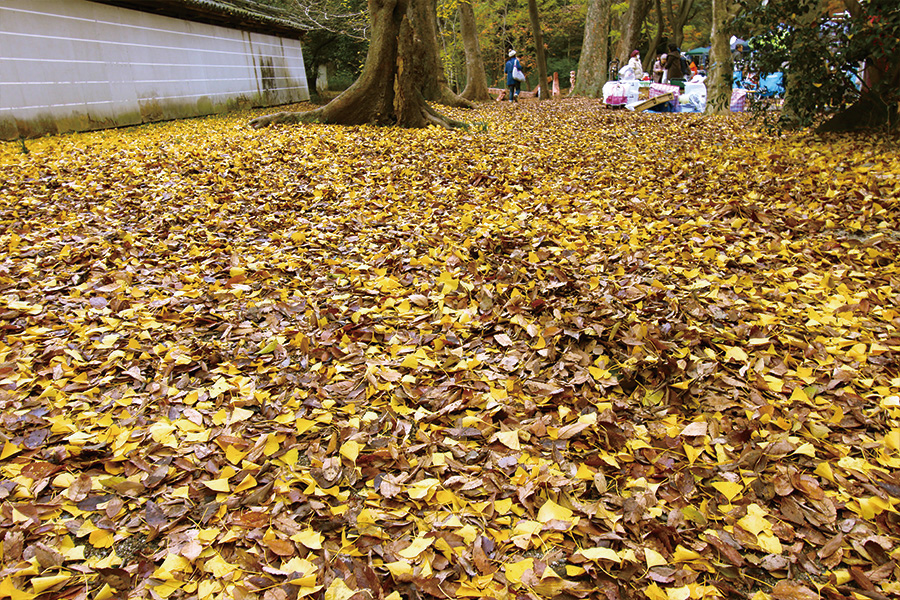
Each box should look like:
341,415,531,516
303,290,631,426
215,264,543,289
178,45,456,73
1,100,899,600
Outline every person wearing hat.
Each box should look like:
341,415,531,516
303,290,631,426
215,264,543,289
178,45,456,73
628,50,644,81
504,50,524,102
652,54,665,83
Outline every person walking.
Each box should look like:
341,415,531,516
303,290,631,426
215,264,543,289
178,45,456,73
505,50,523,102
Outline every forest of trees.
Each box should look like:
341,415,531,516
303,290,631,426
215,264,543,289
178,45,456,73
260,0,713,93
250,0,897,131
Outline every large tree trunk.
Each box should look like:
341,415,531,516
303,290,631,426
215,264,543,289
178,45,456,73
409,0,472,107
249,0,465,129
527,0,550,100
817,55,900,132
572,0,612,97
459,0,491,101
617,0,651,63
704,0,734,115
811,0,898,132
817,95,900,133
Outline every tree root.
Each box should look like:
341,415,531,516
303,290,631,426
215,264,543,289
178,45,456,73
422,98,468,130
460,90,493,103
424,110,463,130
249,92,467,131
435,87,476,110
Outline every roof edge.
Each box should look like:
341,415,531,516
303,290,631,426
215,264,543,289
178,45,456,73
87,0,307,39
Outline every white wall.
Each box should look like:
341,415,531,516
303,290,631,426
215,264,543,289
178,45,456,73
0,0,310,138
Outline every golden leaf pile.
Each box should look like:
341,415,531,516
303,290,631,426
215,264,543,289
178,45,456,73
1,100,899,600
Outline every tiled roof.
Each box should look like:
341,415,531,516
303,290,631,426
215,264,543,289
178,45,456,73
89,0,307,38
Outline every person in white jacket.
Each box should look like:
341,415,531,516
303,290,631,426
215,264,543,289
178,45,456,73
628,50,644,81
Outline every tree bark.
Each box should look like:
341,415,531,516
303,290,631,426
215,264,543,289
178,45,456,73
618,0,651,63
527,0,550,100
459,0,491,101
704,0,734,115
816,0,899,132
408,0,472,107
646,0,664,71
817,96,899,133
665,0,695,50
572,0,612,97
817,49,900,132
249,0,466,129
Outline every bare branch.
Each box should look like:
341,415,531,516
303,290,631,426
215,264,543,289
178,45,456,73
277,0,370,39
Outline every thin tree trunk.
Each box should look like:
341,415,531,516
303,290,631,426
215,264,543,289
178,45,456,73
646,0,664,71
677,0,694,48
572,0,612,97
527,0,550,100
618,0,651,62
705,0,733,114
249,0,466,129
665,0,694,49
665,0,676,46
459,0,491,101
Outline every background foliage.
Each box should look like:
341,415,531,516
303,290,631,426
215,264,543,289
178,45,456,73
739,0,900,130
256,0,718,93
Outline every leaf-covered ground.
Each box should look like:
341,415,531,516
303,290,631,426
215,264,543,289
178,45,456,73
1,101,899,600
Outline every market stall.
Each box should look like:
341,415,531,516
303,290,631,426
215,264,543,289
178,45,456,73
601,79,707,113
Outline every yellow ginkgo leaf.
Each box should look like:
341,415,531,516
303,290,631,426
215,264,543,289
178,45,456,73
577,547,620,562
711,481,743,502
0,442,21,460
494,429,520,450
233,474,257,493
203,478,231,493
407,478,440,500
644,548,667,568
30,574,70,595
505,557,534,584
397,535,434,559
340,440,362,462
293,528,324,550
208,377,231,399
537,498,573,523
723,346,748,362
384,560,414,579
323,579,355,600
737,504,773,536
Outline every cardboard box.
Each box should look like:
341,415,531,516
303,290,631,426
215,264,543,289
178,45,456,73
632,92,674,112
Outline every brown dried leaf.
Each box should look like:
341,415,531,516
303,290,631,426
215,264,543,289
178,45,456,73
66,474,93,502
771,580,819,600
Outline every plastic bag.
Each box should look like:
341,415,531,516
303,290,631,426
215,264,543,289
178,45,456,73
606,84,627,106
680,92,707,112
